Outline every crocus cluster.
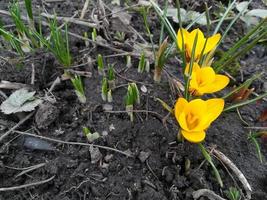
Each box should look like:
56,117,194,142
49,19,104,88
174,29,229,143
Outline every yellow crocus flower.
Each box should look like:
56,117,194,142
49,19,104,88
185,62,230,96
177,28,221,61
174,98,224,143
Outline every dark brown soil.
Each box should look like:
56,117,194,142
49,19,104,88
0,1,266,200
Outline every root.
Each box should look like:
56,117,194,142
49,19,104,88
192,189,226,200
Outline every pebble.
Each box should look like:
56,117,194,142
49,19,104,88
23,136,55,151
141,85,148,93
103,104,113,111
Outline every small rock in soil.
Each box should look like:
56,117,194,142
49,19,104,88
89,146,102,164
138,150,151,163
103,103,113,111
23,136,55,151
35,102,59,129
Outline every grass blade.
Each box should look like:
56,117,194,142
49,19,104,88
224,92,267,112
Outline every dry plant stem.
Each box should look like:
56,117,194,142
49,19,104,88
0,112,34,143
15,163,46,178
41,13,97,28
0,81,32,90
31,63,35,85
244,126,267,130
80,0,90,19
104,110,163,121
211,149,252,200
0,176,55,192
192,189,226,200
67,31,141,58
48,77,61,93
14,130,133,157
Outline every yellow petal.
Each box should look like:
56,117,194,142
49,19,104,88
198,67,216,85
177,28,189,51
186,99,207,117
174,98,188,119
213,74,230,91
184,62,200,75
206,98,224,123
200,74,229,94
203,33,221,55
188,29,206,58
178,112,190,131
181,129,206,143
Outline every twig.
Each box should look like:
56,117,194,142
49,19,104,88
15,163,46,178
244,126,267,130
80,0,90,19
0,112,34,143
0,81,32,90
211,149,252,200
31,63,35,85
40,12,97,28
67,31,141,58
192,189,226,200
104,110,163,121
14,130,133,157
48,77,61,93
0,176,55,192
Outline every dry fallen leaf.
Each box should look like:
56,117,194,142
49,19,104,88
229,87,254,102
258,108,267,122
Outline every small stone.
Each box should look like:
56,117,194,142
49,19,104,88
104,154,114,162
141,85,148,93
23,136,55,151
109,124,115,131
103,104,113,111
138,151,151,163
89,146,102,164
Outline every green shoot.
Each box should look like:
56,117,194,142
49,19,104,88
214,18,267,72
107,64,115,89
108,89,113,103
0,26,24,56
138,52,146,73
224,92,267,112
92,28,97,41
97,54,104,75
213,0,237,35
101,77,108,101
154,37,168,82
248,132,265,163
159,0,168,44
198,143,223,187
150,0,176,46
145,60,150,72
126,55,132,68
125,83,140,122
225,187,241,200
84,32,89,47
222,73,262,99
34,19,72,67
82,127,100,143
71,75,86,104
9,1,32,52
184,32,198,100
24,0,33,20
140,6,156,59
114,31,125,42
156,98,173,114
